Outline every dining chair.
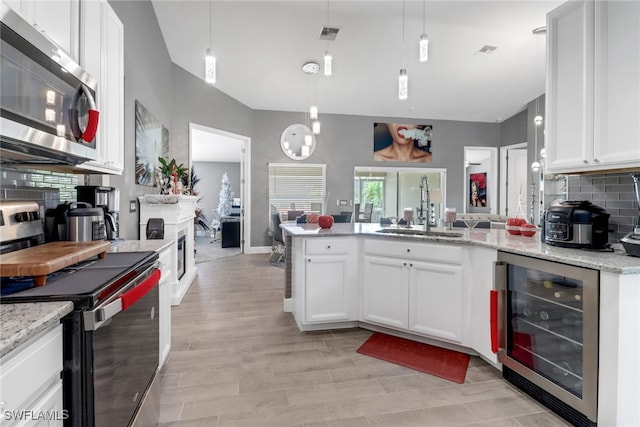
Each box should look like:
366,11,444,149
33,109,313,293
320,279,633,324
287,210,304,221
362,203,374,223
332,214,350,223
270,213,285,266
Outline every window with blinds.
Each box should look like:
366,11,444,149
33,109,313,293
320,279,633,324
268,163,326,217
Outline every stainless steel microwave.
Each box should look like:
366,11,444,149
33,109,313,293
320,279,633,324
0,4,99,166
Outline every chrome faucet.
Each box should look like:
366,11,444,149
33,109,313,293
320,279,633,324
419,175,431,232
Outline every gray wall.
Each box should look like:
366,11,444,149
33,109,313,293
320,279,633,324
251,110,500,246
169,65,253,169
192,161,241,222
108,0,174,239
500,109,528,147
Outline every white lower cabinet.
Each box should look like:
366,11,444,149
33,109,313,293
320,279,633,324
0,325,65,426
409,261,463,343
362,256,409,329
157,243,175,368
362,239,464,344
292,237,357,329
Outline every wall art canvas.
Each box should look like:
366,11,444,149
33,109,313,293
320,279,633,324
135,100,165,186
469,172,488,208
373,123,433,163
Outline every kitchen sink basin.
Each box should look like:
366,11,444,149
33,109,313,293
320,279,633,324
376,228,464,238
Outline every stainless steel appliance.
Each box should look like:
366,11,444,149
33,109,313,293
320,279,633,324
494,252,599,426
542,200,610,249
0,200,160,427
621,173,640,257
67,206,106,241
76,186,120,241
0,4,99,166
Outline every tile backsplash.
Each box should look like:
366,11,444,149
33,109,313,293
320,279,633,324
0,166,79,211
567,171,639,243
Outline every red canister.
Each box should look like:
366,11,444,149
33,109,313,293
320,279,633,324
318,215,334,229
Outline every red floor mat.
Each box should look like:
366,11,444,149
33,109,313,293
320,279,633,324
356,333,471,384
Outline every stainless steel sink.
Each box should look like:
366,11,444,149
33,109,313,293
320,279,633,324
376,228,464,238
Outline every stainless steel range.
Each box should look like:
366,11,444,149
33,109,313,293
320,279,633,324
0,200,160,426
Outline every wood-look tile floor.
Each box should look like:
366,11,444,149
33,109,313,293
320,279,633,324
158,254,572,427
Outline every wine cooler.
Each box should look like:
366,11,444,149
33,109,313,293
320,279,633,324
494,252,598,426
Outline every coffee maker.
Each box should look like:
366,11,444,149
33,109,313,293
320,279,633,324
76,186,120,241
621,174,640,257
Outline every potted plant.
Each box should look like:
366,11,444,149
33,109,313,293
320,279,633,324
157,157,188,194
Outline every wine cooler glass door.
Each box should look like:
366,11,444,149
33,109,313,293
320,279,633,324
497,252,599,423
507,264,586,396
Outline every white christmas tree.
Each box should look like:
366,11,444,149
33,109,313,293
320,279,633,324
217,172,234,217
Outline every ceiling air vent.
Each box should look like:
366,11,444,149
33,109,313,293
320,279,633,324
319,26,340,41
478,45,498,54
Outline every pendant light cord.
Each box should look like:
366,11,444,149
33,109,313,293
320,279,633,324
209,0,212,47
422,0,426,34
402,0,406,66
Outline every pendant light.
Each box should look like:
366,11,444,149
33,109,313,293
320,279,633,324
303,62,320,137
419,0,429,62
398,0,408,100
205,0,216,84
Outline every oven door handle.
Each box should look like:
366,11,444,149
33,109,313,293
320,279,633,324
84,268,161,331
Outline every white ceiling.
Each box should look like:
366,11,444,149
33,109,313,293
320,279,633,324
152,0,562,125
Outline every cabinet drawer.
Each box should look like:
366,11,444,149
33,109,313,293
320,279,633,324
305,238,354,255
364,239,462,264
0,325,63,414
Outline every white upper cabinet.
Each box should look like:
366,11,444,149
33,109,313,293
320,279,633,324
546,0,640,173
6,0,80,61
77,0,124,174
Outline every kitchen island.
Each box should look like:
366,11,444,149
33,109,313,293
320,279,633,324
281,222,640,426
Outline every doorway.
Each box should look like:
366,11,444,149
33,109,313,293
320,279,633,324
499,142,528,217
463,147,498,214
189,123,250,258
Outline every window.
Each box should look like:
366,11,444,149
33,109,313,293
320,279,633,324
268,163,326,220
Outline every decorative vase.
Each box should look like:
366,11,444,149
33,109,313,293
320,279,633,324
318,215,334,229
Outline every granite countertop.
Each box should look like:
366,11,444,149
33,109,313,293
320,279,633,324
108,239,174,253
281,223,640,275
0,301,73,358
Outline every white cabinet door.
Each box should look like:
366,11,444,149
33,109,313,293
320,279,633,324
546,0,640,173
157,244,174,368
17,380,64,427
20,0,79,61
409,260,464,343
304,254,353,323
362,255,409,329
593,0,640,168
77,0,124,175
546,0,594,173
464,247,498,365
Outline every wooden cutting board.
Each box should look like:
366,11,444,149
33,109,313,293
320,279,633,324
0,241,111,286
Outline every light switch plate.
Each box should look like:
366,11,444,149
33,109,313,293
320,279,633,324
337,200,348,206
130,200,137,212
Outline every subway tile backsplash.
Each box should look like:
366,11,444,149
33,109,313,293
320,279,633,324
0,166,79,211
567,171,639,243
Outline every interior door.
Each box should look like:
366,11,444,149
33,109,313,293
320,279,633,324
500,149,529,216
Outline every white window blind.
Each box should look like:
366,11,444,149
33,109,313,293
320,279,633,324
268,163,326,217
